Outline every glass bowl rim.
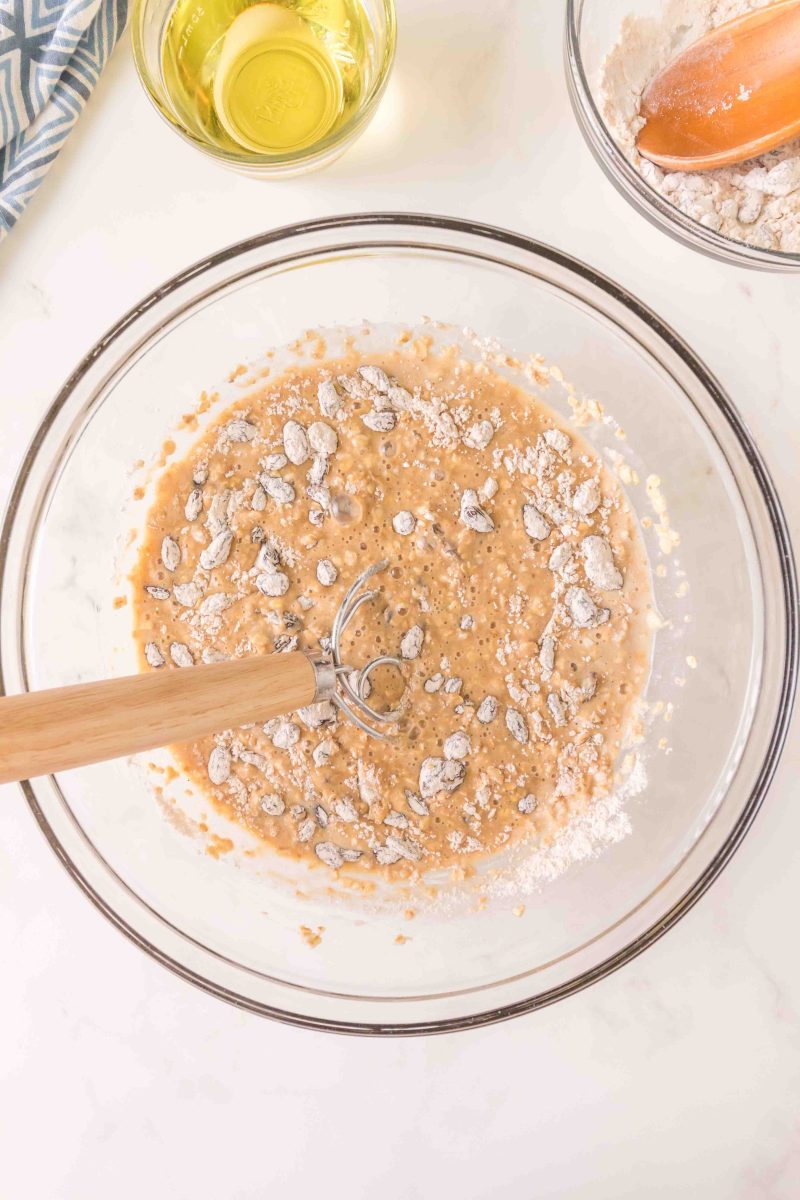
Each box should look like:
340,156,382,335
130,0,397,170
1,212,797,1034
563,0,800,273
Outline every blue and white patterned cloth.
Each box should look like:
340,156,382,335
0,0,128,240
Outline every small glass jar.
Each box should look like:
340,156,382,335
132,0,396,175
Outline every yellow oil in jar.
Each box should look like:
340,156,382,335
162,0,376,156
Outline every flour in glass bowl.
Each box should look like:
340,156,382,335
600,0,800,253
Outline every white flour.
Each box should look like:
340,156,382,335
476,753,648,902
600,0,800,254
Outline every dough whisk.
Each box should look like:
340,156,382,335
0,561,403,784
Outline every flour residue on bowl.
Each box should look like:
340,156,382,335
473,750,648,902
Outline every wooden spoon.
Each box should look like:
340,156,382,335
0,652,326,785
636,0,800,172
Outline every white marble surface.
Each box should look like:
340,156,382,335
1,2,799,1196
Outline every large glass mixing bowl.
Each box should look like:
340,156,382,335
1,215,796,1033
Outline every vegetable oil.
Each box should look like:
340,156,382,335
161,0,376,156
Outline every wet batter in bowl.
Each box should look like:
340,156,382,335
133,344,653,876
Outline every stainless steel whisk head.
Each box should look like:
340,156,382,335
328,560,404,740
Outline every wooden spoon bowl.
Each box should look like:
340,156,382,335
637,0,800,172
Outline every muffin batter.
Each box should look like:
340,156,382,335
133,345,653,877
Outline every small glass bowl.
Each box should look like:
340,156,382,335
564,0,800,272
132,0,396,175
1,216,796,1033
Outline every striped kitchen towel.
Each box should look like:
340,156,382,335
0,0,128,240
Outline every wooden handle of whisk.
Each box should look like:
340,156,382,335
0,652,323,785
